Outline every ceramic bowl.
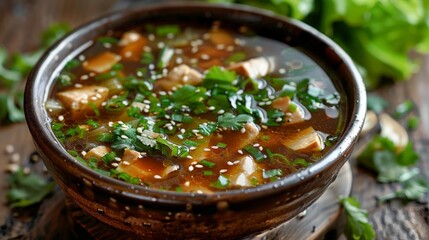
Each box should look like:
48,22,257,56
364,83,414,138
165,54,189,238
25,2,366,239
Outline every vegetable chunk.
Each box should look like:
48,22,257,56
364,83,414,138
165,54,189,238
56,86,109,120
282,127,324,152
83,52,121,73
229,57,275,79
85,146,110,160
272,96,305,124
118,31,148,60
155,64,203,91
228,155,257,187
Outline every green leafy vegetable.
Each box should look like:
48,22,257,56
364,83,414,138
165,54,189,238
1,23,70,124
358,135,419,183
217,113,254,130
406,116,420,130
243,145,265,162
378,177,429,203
339,197,376,240
155,24,181,37
207,0,429,88
7,168,56,208
211,175,230,189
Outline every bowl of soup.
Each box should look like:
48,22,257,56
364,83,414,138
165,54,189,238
25,2,366,239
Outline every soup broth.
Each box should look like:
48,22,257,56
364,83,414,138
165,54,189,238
46,21,343,193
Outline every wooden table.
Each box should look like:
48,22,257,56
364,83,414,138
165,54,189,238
1,0,428,239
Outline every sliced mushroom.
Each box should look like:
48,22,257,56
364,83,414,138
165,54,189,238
227,155,257,187
272,96,305,124
361,110,378,136
228,57,276,79
282,127,324,152
83,52,121,73
56,86,109,120
84,146,110,160
380,113,408,152
154,64,203,91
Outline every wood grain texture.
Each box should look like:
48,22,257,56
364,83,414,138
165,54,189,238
1,0,428,239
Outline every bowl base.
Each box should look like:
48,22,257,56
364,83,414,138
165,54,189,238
13,161,351,240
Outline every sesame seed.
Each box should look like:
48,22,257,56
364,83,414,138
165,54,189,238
10,153,20,163
259,146,264,151
186,155,193,159
253,143,260,147
262,125,268,129
196,190,204,194
217,109,225,114
240,128,246,134
122,161,130,166
211,146,219,149
121,135,128,139
180,129,186,134
176,57,183,64
4,144,14,154
74,83,83,88
216,44,225,50
78,55,86,61
184,181,190,187
258,102,266,106
265,101,272,105
279,68,286,74
190,58,198,64
137,127,143,134
189,147,197,151
148,34,155,41
80,99,88,104
195,164,203,168
114,157,121,162
30,154,41,162
233,160,240,164
227,161,233,166
238,150,244,154
154,175,162,179
81,151,87,156
192,129,200,133
80,75,89,80
275,117,283,122
188,166,194,172
208,106,215,111
143,46,151,52
226,46,234,52
111,163,119,167
197,135,204,140
167,126,174,131
219,169,227,173
203,148,211,152
191,161,197,165
200,54,210,60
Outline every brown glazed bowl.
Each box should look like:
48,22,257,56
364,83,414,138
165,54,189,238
25,2,366,239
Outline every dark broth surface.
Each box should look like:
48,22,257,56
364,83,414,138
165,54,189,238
46,21,343,193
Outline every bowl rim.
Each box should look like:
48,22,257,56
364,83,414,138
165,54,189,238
25,1,366,205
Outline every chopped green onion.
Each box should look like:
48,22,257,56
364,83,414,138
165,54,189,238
141,52,154,65
288,102,297,112
203,170,213,176
262,169,283,179
211,175,229,189
102,152,117,164
243,145,265,162
64,59,80,70
155,25,180,37
216,142,227,148
85,119,99,128
200,159,216,168
183,140,199,147
157,47,174,69
97,133,114,142
225,52,246,64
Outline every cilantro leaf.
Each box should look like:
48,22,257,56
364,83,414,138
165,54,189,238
7,168,56,208
171,85,207,114
340,197,376,240
358,135,420,183
203,66,237,89
378,177,429,203
394,100,414,119
217,113,253,130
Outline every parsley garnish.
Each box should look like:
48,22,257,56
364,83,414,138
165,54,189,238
7,168,56,208
339,197,376,240
171,85,207,114
217,113,253,130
